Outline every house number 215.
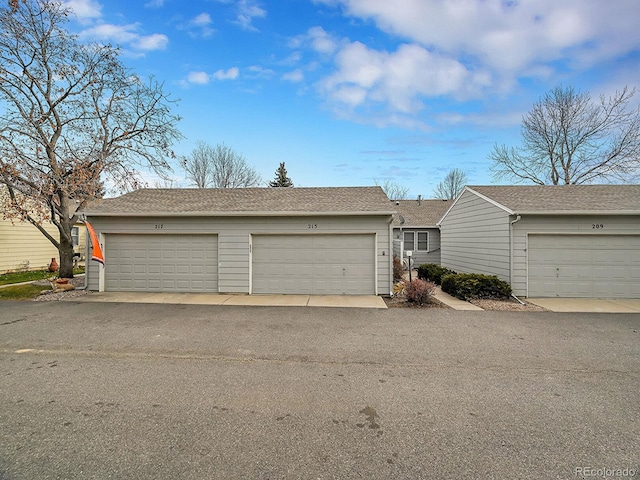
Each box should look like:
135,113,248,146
308,224,317,229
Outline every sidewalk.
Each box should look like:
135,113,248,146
432,286,484,311
402,270,483,311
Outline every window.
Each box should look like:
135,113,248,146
417,232,428,251
71,227,79,247
403,231,414,251
403,231,428,252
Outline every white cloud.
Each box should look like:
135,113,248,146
213,67,240,80
320,41,487,114
187,71,211,85
293,26,338,54
247,65,275,79
79,23,168,53
321,0,640,76
80,23,139,44
133,33,169,51
192,13,212,27
144,0,165,7
233,0,266,31
63,0,101,22
282,70,304,83
184,67,240,86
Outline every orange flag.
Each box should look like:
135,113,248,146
85,221,104,265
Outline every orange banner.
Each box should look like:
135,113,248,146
85,221,104,265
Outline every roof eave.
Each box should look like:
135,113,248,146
81,210,397,217
515,210,640,215
392,224,440,229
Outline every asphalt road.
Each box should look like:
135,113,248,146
0,301,639,479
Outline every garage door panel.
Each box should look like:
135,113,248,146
528,235,639,298
105,234,218,293
253,234,375,295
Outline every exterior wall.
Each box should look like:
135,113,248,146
0,219,86,273
440,190,511,281
392,227,442,265
511,214,640,297
86,215,392,295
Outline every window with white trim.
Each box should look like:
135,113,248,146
417,231,428,251
404,231,429,252
403,231,414,251
71,227,79,247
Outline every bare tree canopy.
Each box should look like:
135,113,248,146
0,0,182,278
182,142,262,188
376,179,409,200
433,168,467,199
268,162,293,187
490,85,640,185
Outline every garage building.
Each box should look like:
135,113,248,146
83,187,395,296
438,185,640,298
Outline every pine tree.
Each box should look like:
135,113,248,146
269,162,294,187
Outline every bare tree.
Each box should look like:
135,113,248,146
182,142,262,188
376,179,409,200
490,85,640,185
0,0,182,278
433,168,467,199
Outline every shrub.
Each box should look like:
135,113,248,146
417,263,456,285
405,278,436,305
441,273,512,300
393,255,404,282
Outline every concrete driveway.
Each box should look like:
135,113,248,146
1,301,638,479
528,297,640,313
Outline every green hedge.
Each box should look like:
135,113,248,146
416,263,456,285
441,273,512,300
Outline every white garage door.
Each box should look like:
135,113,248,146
252,234,376,295
105,234,218,292
528,235,640,298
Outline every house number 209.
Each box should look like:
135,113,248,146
592,224,604,229
308,224,317,229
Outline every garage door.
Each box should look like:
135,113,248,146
252,234,375,295
105,234,218,292
528,235,640,298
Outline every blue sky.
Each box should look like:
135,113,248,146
64,0,640,197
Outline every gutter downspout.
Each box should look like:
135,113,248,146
388,216,395,296
509,214,521,295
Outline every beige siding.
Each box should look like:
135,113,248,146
392,227,442,265
440,190,511,281
512,215,640,297
0,219,85,273
86,215,392,295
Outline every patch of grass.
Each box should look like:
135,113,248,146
0,266,84,286
0,284,49,300
0,270,52,286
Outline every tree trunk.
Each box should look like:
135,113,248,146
57,223,75,279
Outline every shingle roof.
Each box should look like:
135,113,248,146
467,185,640,213
83,187,395,216
391,199,453,226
